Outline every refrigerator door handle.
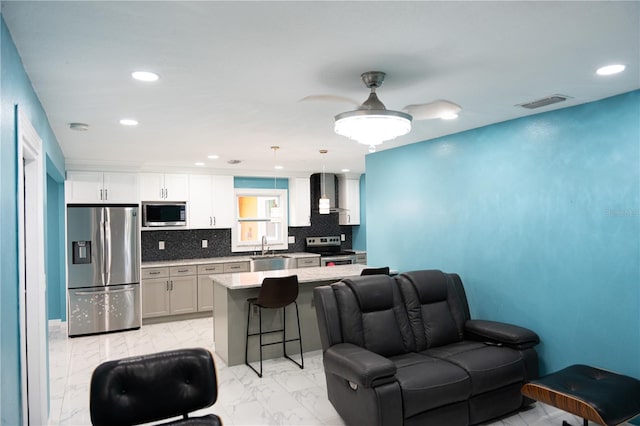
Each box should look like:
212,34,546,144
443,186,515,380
99,208,107,285
104,208,112,285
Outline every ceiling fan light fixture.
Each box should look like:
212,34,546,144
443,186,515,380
334,109,412,146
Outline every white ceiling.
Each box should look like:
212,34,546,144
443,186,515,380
2,1,639,176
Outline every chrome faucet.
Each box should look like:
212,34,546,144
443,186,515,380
261,235,268,256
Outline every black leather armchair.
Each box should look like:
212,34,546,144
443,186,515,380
90,347,222,426
314,270,540,426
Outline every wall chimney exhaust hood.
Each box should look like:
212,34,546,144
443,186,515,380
310,173,338,213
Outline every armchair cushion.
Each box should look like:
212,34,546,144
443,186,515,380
390,352,471,416
323,343,396,388
424,341,524,394
465,319,540,349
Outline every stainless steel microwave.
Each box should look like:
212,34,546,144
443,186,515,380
142,202,187,227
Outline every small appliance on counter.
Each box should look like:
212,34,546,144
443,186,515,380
67,205,140,337
305,236,356,266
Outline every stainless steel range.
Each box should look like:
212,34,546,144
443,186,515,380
305,236,356,266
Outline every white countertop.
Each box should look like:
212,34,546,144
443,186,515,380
211,264,367,289
142,252,321,268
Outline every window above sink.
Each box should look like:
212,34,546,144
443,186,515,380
231,188,288,253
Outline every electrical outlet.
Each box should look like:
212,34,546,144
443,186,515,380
341,234,346,242
158,241,165,250
288,236,295,244
202,239,208,248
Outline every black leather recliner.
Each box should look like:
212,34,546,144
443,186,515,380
314,270,540,426
90,347,222,426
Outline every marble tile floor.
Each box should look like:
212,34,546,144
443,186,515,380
48,317,632,426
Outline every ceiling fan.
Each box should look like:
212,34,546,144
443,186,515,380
302,71,461,150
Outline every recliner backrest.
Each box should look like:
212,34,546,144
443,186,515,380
397,270,471,351
334,274,415,357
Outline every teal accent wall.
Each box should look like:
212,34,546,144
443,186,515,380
352,174,366,250
366,91,640,384
46,174,65,321
234,176,288,190
1,16,66,424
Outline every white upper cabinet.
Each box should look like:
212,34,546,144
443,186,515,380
66,171,139,204
188,174,234,229
140,173,189,201
288,177,311,227
338,176,361,225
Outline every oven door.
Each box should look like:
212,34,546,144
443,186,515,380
321,255,356,266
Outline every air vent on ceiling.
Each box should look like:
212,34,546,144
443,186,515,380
518,95,570,110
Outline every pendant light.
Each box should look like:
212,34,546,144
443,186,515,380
319,149,330,215
270,146,281,222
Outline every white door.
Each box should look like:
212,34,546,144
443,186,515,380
17,109,48,425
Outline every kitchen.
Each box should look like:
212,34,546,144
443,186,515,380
64,170,367,337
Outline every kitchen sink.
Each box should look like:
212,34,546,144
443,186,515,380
249,255,296,272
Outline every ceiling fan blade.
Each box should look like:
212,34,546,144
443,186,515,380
403,100,462,120
299,94,361,108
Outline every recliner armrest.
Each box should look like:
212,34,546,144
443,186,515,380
465,319,540,349
323,343,397,388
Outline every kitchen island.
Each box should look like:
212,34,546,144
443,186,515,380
212,264,366,366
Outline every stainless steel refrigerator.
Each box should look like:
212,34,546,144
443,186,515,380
67,205,140,337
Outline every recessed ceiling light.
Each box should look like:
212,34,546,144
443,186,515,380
274,165,283,170
596,64,626,76
341,169,350,173
119,119,138,126
195,162,205,166
131,71,160,82
207,155,219,160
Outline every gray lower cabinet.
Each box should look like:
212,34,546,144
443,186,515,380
196,263,224,312
142,276,171,317
142,260,252,319
355,253,367,265
142,266,198,318
223,261,250,273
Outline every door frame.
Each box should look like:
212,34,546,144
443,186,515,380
17,107,48,425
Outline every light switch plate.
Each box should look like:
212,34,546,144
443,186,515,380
288,236,295,244
158,241,165,250
202,239,208,248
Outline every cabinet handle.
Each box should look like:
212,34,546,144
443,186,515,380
213,216,216,226
166,280,170,291
204,267,216,271
100,189,103,201
229,265,240,269
165,188,168,199
149,271,161,275
170,280,174,290
209,217,212,226
177,269,189,273
104,189,108,200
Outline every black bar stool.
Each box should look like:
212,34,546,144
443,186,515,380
245,275,304,377
360,266,390,276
